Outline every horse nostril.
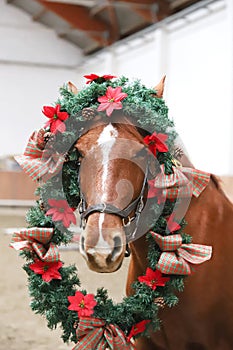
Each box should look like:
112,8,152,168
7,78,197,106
112,236,122,260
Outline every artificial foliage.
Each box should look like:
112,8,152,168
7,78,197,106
11,74,211,348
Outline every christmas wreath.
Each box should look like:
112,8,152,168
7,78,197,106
11,74,212,349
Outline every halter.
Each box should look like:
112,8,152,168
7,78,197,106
78,163,149,242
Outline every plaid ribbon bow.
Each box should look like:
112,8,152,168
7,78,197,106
150,231,212,275
74,317,136,350
153,165,210,200
15,130,64,182
10,227,60,262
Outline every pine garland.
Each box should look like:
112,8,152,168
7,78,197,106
12,75,206,347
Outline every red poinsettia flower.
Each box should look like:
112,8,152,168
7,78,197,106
84,73,116,84
97,86,128,117
68,291,97,317
29,260,63,282
43,104,69,134
127,320,150,341
166,213,181,232
147,179,165,204
138,268,170,290
46,199,76,228
144,132,168,156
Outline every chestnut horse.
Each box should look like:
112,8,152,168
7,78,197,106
75,93,233,349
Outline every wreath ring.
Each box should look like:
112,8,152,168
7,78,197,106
11,74,212,349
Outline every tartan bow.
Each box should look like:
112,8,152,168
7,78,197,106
15,130,64,182
74,317,136,350
10,227,60,262
150,231,212,275
153,165,210,200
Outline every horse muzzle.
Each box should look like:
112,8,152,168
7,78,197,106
79,213,126,273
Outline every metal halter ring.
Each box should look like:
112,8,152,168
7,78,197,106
122,216,135,227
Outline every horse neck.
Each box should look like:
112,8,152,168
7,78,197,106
128,175,233,286
185,175,233,244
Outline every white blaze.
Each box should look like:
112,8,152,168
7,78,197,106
93,123,118,251
97,123,118,198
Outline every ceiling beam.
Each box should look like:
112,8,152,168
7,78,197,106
107,0,120,42
170,0,200,12
116,0,171,23
90,0,171,25
32,8,47,21
43,0,95,6
37,0,109,45
116,0,158,5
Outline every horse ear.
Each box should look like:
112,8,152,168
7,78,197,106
67,81,78,95
153,75,166,98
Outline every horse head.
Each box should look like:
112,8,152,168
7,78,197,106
75,117,149,272
73,76,166,273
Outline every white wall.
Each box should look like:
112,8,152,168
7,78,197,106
0,0,82,156
1,0,232,176
166,4,231,175
78,0,232,175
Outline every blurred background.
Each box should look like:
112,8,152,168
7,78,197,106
0,0,232,349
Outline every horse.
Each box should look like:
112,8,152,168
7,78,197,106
75,80,233,350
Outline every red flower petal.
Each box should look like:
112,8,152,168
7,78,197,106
68,291,84,311
84,74,116,84
50,119,66,134
105,102,122,117
52,211,65,221
42,106,56,118
138,268,170,290
84,74,99,83
97,96,109,103
68,291,97,317
103,74,116,80
42,269,62,282
144,132,168,156
155,133,168,153
29,260,62,283
47,199,59,207
84,294,97,308
56,105,69,121
46,199,76,228
97,86,127,116
112,87,128,102
42,105,69,134
127,320,150,341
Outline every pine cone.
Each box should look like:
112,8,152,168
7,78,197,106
64,152,70,162
39,201,45,211
44,132,55,144
82,107,97,120
154,297,165,308
173,147,184,160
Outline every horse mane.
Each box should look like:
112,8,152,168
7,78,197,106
210,174,233,205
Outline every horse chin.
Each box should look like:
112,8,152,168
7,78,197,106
86,257,123,273
80,248,125,273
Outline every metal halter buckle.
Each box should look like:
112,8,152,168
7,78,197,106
100,203,107,213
